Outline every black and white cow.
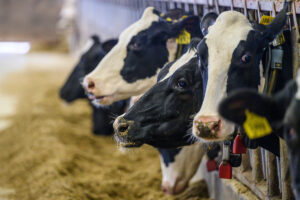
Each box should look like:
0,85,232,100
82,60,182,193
192,4,290,155
114,39,203,148
59,35,127,135
82,7,202,105
112,39,207,194
80,8,207,195
218,71,300,199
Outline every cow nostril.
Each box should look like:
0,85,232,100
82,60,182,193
118,123,129,133
88,80,95,89
161,185,171,194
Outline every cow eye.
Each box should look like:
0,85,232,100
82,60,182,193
128,41,141,52
177,78,188,89
241,54,251,63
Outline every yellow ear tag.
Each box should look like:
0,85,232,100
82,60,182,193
243,109,272,139
259,15,285,46
176,29,191,45
166,17,172,22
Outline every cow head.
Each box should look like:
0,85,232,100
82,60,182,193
83,7,201,105
218,70,300,135
59,36,124,135
60,36,117,103
159,143,205,195
219,71,300,199
193,4,288,141
113,39,203,148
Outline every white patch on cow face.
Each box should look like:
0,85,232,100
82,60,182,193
85,7,160,104
160,49,196,82
160,143,205,194
296,70,300,100
193,11,253,140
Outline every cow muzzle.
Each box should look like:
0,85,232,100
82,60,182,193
113,116,142,148
193,116,223,140
161,179,187,195
82,76,116,105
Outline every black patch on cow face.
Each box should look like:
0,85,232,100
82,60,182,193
60,38,105,103
116,56,203,148
226,31,263,93
121,27,170,83
120,14,201,83
196,39,208,96
158,148,182,167
200,12,218,36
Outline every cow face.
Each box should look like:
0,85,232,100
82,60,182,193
218,72,300,199
83,7,200,105
159,143,205,195
193,5,288,141
218,70,300,135
113,40,203,148
59,36,125,135
60,36,118,103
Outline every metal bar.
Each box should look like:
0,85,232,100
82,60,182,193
252,148,263,182
261,149,267,180
265,151,280,197
280,139,294,200
156,0,300,14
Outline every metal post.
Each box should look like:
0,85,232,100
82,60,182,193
252,148,264,182
280,139,294,200
265,151,280,197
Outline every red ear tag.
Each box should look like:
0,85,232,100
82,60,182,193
219,161,232,179
233,135,247,154
206,159,218,172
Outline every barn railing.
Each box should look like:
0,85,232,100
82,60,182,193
80,0,299,199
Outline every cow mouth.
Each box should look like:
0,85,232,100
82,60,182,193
87,93,115,105
113,134,143,148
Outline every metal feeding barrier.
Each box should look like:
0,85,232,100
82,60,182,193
95,0,299,199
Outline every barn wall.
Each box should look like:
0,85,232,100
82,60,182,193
77,0,144,48
0,0,62,42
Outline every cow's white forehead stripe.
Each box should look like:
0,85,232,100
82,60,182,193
160,49,196,82
199,11,252,116
193,11,252,140
296,70,300,100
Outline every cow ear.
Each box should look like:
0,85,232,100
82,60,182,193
91,35,101,44
200,12,218,36
218,89,277,125
173,15,201,37
102,39,118,53
149,16,201,42
258,2,288,46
